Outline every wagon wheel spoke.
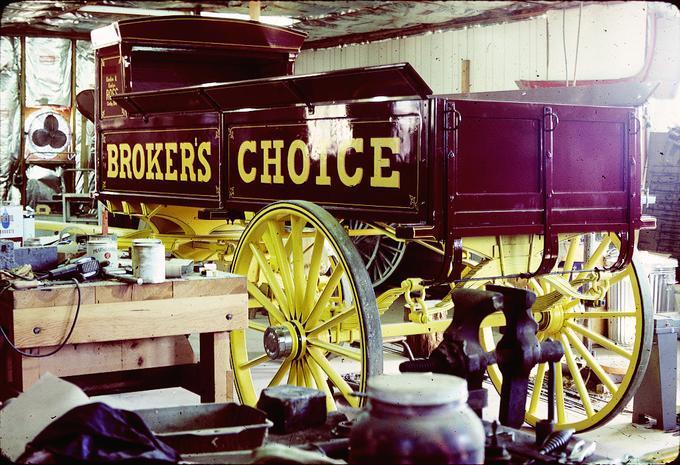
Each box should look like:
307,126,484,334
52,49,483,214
269,358,292,387
307,306,356,336
527,362,547,416
560,333,595,417
248,243,291,319
564,327,616,394
307,339,362,361
287,360,299,386
304,262,345,327
247,283,287,326
307,355,337,412
302,231,325,322
248,321,268,332
239,353,270,370
309,347,360,408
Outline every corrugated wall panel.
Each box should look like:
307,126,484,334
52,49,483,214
295,3,647,94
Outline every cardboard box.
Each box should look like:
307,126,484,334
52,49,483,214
0,205,24,242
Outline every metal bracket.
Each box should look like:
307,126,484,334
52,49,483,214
523,107,561,278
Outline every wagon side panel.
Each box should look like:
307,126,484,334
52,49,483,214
222,100,429,224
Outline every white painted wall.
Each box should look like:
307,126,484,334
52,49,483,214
295,2,648,94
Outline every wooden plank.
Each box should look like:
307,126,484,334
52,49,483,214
173,276,246,299
12,293,247,348
2,336,198,397
131,282,173,301
12,285,96,309
461,59,471,93
121,336,196,370
36,341,125,377
199,332,230,403
95,283,133,303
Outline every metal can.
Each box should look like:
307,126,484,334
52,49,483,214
131,238,165,283
87,235,118,269
349,373,485,464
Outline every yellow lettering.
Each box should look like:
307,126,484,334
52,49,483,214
165,142,178,181
131,144,145,180
119,143,132,179
237,140,257,183
370,137,400,188
106,144,119,178
315,142,331,186
287,140,310,185
179,142,196,182
337,138,363,187
260,140,284,184
145,143,163,180
197,142,211,182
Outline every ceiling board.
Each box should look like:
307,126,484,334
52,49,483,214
1,1,578,48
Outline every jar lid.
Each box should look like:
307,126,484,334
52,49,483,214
132,238,162,246
367,373,468,406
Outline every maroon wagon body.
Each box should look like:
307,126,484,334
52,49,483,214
93,16,644,276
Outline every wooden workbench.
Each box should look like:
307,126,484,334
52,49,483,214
0,274,247,402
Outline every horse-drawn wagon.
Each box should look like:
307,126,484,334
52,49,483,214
87,16,653,432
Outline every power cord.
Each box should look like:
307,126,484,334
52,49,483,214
0,278,81,358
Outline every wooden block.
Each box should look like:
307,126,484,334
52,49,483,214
172,276,246,299
121,336,196,370
131,282,173,301
12,293,247,348
12,285,95,309
199,331,230,403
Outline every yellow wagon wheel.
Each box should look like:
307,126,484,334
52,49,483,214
230,200,383,410
479,233,652,432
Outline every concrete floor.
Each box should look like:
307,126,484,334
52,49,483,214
93,299,680,463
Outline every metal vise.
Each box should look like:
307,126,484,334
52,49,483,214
400,285,563,429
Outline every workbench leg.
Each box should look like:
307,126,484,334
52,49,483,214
199,332,232,403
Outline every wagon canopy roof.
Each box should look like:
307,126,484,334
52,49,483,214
91,15,306,54
111,63,433,115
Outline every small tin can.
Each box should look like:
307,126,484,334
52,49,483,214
132,238,165,283
87,235,118,269
350,373,485,464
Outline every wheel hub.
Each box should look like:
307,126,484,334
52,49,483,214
537,305,566,336
263,326,294,360
263,320,307,360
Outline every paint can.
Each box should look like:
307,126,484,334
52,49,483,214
132,238,165,283
87,235,118,269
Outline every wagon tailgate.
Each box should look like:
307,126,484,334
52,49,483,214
449,100,641,236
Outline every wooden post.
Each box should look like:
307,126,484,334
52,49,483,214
461,59,471,93
249,1,261,21
19,37,26,204
199,332,231,403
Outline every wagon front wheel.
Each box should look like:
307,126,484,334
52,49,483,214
230,201,383,410
479,233,652,432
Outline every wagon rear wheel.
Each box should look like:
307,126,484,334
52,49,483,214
478,233,652,432
230,201,383,410
347,220,407,287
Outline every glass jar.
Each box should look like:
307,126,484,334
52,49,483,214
349,373,485,464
